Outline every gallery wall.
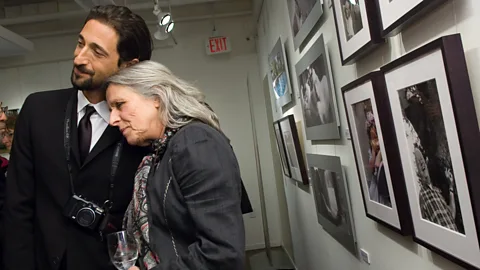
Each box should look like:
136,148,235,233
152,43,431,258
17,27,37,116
0,14,284,251
256,0,480,269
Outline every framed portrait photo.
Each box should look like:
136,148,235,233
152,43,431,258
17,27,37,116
273,121,292,178
275,115,309,185
307,154,357,255
331,0,383,65
342,71,412,235
287,0,324,50
268,37,293,109
296,34,340,141
381,34,480,269
377,0,447,37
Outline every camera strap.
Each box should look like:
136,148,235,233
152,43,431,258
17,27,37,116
64,91,123,210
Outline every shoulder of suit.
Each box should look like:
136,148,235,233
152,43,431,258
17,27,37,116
26,88,75,102
22,88,75,111
170,121,230,149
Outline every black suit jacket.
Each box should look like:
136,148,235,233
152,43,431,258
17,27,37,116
3,88,147,270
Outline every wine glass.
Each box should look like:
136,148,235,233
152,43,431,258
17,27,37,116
107,231,139,270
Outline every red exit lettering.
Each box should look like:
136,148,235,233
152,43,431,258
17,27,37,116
209,37,228,53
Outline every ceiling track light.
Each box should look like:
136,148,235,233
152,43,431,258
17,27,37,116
165,21,175,33
158,12,171,26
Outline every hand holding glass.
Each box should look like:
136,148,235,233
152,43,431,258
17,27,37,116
107,231,138,270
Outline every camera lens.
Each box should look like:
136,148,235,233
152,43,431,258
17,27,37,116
76,207,95,227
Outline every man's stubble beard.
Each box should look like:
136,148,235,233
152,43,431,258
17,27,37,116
71,70,98,91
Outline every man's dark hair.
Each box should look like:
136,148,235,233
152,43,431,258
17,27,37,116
84,5,153,65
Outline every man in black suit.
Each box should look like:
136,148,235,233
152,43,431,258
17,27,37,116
3,5,152,270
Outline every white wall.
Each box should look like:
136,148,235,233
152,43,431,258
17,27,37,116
256,0,480,269
0,14,283,250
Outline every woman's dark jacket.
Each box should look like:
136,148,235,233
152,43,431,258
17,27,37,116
147,122,245,270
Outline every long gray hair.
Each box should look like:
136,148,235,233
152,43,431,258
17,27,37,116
106,60,220,130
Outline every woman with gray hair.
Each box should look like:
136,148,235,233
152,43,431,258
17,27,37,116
105,60,245,270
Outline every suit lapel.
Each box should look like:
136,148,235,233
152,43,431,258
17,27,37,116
68,91,82,167
82,125,122,168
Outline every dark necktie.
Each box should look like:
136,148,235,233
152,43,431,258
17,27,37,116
78,105,96,164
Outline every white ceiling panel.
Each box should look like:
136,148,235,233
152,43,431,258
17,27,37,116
0,25,33,57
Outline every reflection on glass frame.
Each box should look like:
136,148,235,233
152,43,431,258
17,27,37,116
331,0,383,65
295,34,340,141
275,114,308,185
377,0,447,37
268,37,293,109
342,71,412,235
381,34,480,269
307,154,357,256
273,122,292,178
287,0,324,50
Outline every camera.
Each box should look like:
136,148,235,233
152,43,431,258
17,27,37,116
63,195,106,231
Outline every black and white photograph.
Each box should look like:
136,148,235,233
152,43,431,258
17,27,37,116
342,71,412,235
398,79,463,233
287,0,324,49
268,38,293,108
377,0,447,37
273,122,292,178
332,0,383,65
382,34,480,269
296,35,340,140
308,154,357,255
340,0,363,41
277,115,309,185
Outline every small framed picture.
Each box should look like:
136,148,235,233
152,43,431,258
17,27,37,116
273,121,292,178
342,71,412,235
381,34,480,269
307,154,357,255
287,0,324,50
268,37,293,109
275,115,308,185
331,0,383,65
296,34,340,141
377,0,447,37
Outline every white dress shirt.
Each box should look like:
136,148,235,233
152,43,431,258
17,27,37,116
77,91,110,152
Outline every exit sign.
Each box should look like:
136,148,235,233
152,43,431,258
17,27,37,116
206,36,231,55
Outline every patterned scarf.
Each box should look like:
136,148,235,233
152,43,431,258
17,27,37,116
123,127,179,270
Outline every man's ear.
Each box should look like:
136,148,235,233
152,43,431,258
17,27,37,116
120,58,139,69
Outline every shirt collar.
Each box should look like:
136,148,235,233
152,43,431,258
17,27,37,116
77,91,110,123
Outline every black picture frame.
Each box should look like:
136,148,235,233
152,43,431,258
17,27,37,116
377,0,448,37
332,0,383,65
273,121,292,178
341,71,412,235
380,33,480,269
274,114,309,185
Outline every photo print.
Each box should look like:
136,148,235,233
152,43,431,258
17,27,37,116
299,54,334,128
340,0,363,41
273,122,291,177
352,99,391,207
398,79,463,234
308,154,357,255
288,0,318,37
268,38,293,108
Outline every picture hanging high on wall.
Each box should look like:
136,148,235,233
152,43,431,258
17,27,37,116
381,34,480,269
296,34,340,141
331,0,383,65
307,154,357,255
268,37,293,109
377,0,447,37
342,71,412,235
276,115,309,185
287,0,324,50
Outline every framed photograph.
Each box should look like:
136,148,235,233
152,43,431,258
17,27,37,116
342,71,412,235
307,154,357,255
331,0,383,65
276,115,309,185
381,34,480,269
273,121,292,178
296,34,340,141
268,37,293,109
377,0,447,37
287,0,324,50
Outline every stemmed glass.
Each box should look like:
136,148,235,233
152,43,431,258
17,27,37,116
107,231,139,270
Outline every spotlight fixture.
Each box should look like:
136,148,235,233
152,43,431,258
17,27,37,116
158,12,172,26
154,26,169,41
165,21,175,33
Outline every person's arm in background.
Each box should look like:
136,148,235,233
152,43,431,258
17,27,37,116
156,126,245,270
3,95,36,270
